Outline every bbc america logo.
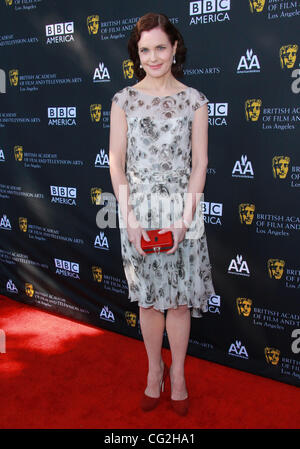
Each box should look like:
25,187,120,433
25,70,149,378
50,186,77,205
190,0,230,15
45,22,75,44
208,294,221,314
48,107,77,126
54,258,80,278
189,0,231,25
208,103,228,126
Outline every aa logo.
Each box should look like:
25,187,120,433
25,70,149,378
265,347,280,365
237,49,260,73
245,99,262,122
90,104,102,122
25,282,34,297
6,279,18,293
272,156,290,179
100,306,115,322
19,217,27,232
123,59,134,79
125,311,137,327
228,255,250,277
87,15,99,35
92,266,102,282
267,258,285,279
6,279,19,293
91,187,102,205
9,69,18,86
228,340,249,359
236,297,252,317
14,145,23,161
94,231,109,250
249,0,265,13
93,62,110,82
280,45,298,70
0,214,11,230
95,149,109,168
239,203,255,225
232,155,254,178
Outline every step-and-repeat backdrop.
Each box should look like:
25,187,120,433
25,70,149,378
1,0,300,386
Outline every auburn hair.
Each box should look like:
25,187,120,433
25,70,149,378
127,12,187,80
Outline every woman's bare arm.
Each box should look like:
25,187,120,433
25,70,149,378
182,103,208,226
109,100,149,255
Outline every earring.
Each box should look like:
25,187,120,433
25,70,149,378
173,54,176,64
140,63,143,69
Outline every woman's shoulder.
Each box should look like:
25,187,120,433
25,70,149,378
111,86,131,109
112,85,129,100
187,86,209,108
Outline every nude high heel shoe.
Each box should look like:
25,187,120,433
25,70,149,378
140,363,169,412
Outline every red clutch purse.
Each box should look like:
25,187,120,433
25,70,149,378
141,229,173,253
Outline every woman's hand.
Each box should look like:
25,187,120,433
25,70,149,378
158,219,188,255
126,212,150,257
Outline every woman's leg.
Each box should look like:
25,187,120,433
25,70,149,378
166,305,191,400
139,306,166,398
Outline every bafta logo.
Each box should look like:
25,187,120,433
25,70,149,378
14,145,23,161
245,99,262,122
91,187,102,205
268,259,285,280
280,45,298,69
87,15,99,35
239,203,255,225
236,298,252,317
249,0,265,13
265,347,280,366
19,217,27,232
92,266,102,282
272,156,290,179
5,0,13,6
125,311,137,327
123,59,134,79
90,104,102,122
25,282,34,297
9,69,18,87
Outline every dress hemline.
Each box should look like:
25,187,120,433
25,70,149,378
128,295,208,318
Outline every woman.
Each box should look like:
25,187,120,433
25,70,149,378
109,12,215,416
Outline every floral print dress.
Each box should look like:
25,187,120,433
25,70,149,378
111,86,215,318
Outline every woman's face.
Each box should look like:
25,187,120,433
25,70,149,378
137,27,177,79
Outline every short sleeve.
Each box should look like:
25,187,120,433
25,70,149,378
192,88,209,111
111,87,127,111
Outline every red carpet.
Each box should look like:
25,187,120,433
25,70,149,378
0,294,299,429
